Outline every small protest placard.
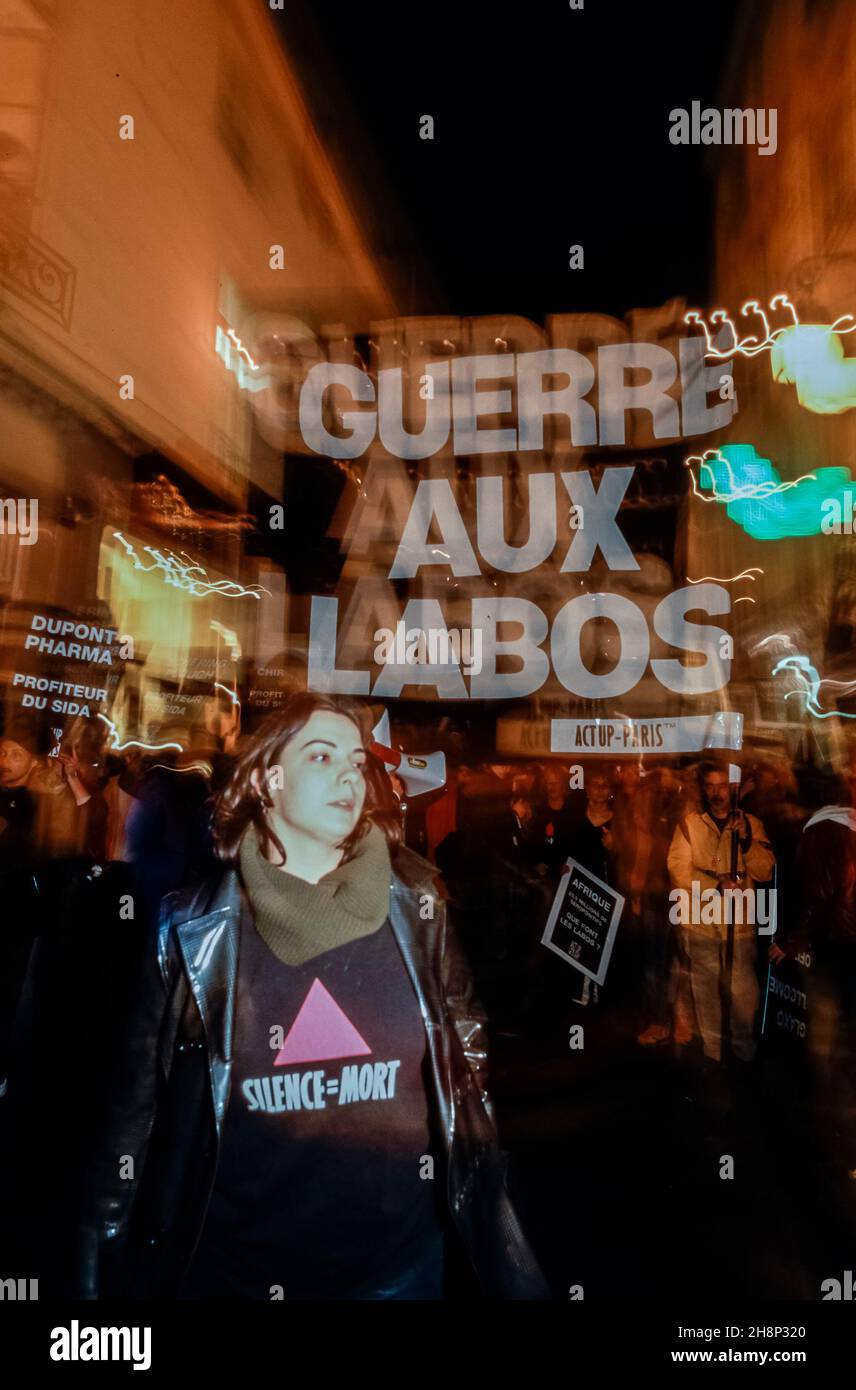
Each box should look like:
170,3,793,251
541,858,624,986
761,951,813,1051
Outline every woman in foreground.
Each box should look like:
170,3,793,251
77,691,549,1300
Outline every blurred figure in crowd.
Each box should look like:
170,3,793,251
667,763,775,1065
0,716,46,1095
537,761,583,879
0,713,101,1089
124,723,215,929
567,768,615,885
0,717,41,791
611,765,681,1044
437,761,551,1030
8,713,218,1288
523,767,617,1025
561,768,617,1008
740,754,807,947
785,739,856,1179
424,724,467,863
424,762,460,863
507,764,547,874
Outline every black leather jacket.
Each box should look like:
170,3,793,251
76,841,550,1300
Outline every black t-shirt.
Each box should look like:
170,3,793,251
180,917,443,1299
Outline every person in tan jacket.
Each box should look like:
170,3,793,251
667,763,775,1063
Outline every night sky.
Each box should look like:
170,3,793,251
277,0,745,321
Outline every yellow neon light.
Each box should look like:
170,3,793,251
686,568,763,584
149,761,213,777
113,533,270,600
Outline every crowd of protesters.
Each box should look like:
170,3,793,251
0,710,218,1281
424,742,856,1182
3,701,856,1294
0,709,853,1082
0,712,216,1086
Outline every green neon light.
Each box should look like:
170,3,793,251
698,444,853,540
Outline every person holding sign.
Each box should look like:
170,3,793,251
667,763,774,1064
567,769,616,885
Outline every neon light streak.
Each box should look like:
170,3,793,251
771,655,856,719
214,325,268,393
769,293,799,325
210,621,241,660
685,449,816,503
740,299,771,351
225,329,259,370
113,532,270,600
684,293,855,361
97,712,184,753
680,444,856,539
686,568,763,584
751,634,795,656
214,681,241,711
149,761,213,778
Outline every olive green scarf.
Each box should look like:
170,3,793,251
238,821,391,966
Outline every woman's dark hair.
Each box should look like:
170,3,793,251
212,691,402,866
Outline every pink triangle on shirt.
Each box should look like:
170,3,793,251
274,977,372,1065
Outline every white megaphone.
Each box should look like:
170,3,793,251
370,709,446,797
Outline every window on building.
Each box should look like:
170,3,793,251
0,0,54,229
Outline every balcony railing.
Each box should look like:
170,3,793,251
0,216,75,330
